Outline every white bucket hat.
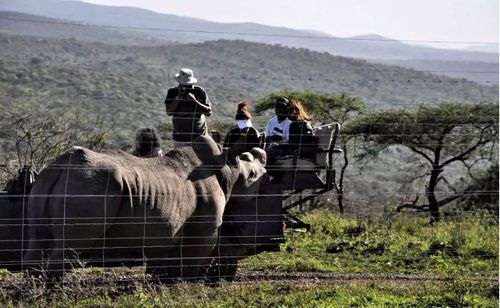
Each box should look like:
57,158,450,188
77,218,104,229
175,68,198,85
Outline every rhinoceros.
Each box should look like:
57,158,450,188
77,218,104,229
23,136,267,283
205,182,284,282
0,166,35,272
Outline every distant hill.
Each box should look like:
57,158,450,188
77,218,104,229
0,11,165,45
0,0,497,63
464,44,499,54
1,32,497,146
377,59,499,85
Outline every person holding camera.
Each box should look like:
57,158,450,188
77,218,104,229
164,68,212,147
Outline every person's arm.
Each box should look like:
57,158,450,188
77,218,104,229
248,128,261,149
282,119,291,144
287,121,297,146
193,87,212,116
288,121,315,157
302,121,316,146
164,88,180,116
265,119,278,143
265,118,272,137
187,92,212,116
223,129,234,148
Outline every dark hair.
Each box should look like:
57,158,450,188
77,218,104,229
235,100,252,120
275,97,290,107
133,127,162,157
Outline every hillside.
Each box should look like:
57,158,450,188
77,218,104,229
0,12,498,281
1,7,498,84
1,0,498,64
378,59,499,85
0,11,163,45
465,44,499,53
0,32,497,147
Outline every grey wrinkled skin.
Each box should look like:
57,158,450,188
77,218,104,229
24,136,266,283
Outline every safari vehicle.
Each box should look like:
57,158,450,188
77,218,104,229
0,123,341,281
206,122,342,281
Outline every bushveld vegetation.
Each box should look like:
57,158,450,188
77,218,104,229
0,33,497,138
1,33,497,210
0,30,498,306
0,211,497,306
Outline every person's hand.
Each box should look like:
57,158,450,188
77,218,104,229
187,92,199,102
176,89,187,100
269,135,283,142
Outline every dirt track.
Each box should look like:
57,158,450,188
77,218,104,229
234,270,497,285
0,269,497,302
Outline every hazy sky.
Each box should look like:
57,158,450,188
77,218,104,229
79,0,498,48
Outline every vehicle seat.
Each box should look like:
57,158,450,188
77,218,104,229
270,123,340,190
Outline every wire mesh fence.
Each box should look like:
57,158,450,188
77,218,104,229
0,13,498,289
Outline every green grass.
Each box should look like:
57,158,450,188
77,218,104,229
5,280,497,307
241,210,499,276
1,210,498,306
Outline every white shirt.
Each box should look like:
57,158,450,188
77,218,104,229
265,116,291,144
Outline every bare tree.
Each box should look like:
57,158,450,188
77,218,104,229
0,100,114,181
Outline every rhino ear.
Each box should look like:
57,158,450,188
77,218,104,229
249,148,266,165
219,147,238,166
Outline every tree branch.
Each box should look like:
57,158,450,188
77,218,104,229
397,195,429,212
439,137,491,168
407,145,434,164
437,176,458,193
397,193,463,213
437,194,464,206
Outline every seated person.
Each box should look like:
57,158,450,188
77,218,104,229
264,97,292,146
286,100,317,159
264,97,292,164
266,100,317,183
132,127,163,158
223,101,260,153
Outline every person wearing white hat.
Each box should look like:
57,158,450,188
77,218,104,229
164,68,212,146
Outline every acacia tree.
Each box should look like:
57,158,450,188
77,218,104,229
347,102,498,222
255,90,365,213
